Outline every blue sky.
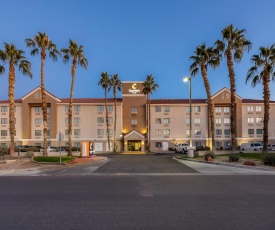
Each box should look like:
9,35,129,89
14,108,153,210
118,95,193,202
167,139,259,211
0,0,275,100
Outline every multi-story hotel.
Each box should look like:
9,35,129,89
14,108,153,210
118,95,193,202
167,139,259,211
0,81,275,152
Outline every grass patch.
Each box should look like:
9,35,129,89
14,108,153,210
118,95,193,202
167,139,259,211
33,156,75,163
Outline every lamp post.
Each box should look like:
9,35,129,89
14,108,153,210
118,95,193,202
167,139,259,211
183,77,194,157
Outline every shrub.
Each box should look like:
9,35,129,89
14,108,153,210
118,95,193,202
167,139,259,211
168,147,174,151
263,154,275,166
196,146,211,151
229,154,239,162
0,146,9,159
204,152,215,160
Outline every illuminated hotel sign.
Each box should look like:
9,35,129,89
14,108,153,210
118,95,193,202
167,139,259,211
129,83,140,94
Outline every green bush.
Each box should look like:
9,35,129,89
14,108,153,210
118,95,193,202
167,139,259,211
196,146,211,151
263,154,275,166
168,147,174,151
0,146,9,158
229,153,239,162
204,152,215,160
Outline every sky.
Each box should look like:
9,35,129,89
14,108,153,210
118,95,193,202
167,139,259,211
0,0,275,101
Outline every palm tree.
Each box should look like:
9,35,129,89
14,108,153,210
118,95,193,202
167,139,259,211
215,24,251,152
189,43,220,152
61,40,88,156
26,32,60,156
246,45,275,153
142,75,159,151
109,74,122,152
98,72,111,151
0,43,32,156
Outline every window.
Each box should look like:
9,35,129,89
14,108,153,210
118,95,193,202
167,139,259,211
14,130,16,136
215,107,221,113
195,129,201,135
107,105,113,112
216,129,222,135
186,118,190,124
35,92,40,99
35,107,41,113
256,106,262,112
155,142,162,148
224,118,230,124
65,118,69,124
256,129,263,135
248,129,254,135
14,118,16,124
97,105,104,112
35,143,41,147
47,107,51,113
1,118,7,124
164,129,170,135
248,118,254,124
163,107,170,112
155,129,162,136
47,118,50,125
1,130,7,136
74,117,80,124
155,106,161,112
215,118,222,124
185,107,190,113
74,129,80,136
97,117,104,123
247,106,253,112
74,105,80,112
224,107,230,113
1,106,8,112
97,129,104,135
194,106,201,112
74,142,80,148
194,118,200,124
163,118,170,124
65,129,68,135
65,106,69,112
108,117,113,123
131,107,137,113
186,129,190,136
107,129,113,135
47,130,50,137
256,117,263,123
131,119,137,125
35,130,41,136
35,118,42,124
224,129,231,135
155,118,161,124
195,142,201,146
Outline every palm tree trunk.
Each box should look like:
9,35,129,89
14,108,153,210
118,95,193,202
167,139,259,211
113,87,117,152
263,74,270,153
105,89,110,151
201,64,215,151
68,62,76,156
227,50,237,152
145,95,149,150
8,62,15,157
148,94,151,151
41,52,47,156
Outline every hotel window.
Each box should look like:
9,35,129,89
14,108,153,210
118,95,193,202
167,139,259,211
216,129,222,135
108,117,113,123
107,105,113,111
224,129,231,135
35,92,39,99
74,105,80,112
248,118,254,124
1,130,7,136
14,130,16,136
224,118,230,125
107,129,113,135
97,117,104,123
155,118,161,124
74,142,80,148
247,106,253,112
74,129,81,136
195,141,201,146
97,129,104,135
194,118,200,124
47,107,51,113
224,107,230,113
1,118,7,124
215,107,221,113
14,118,16,124
35,118,42,124
47,118,50,125
185,107,190,113
155,129,162,136
248,129,254,135
47,130,50,137
35,130,42,136
74,117,80,124
65,130,69,135
155,106,161,112
164,129,170,135
65,118,69,124
131,118,137,125
215,118,222,124
163,118,170,124
14,107,16,112
35,107,41,113
256,117,263,123
131,107,137,113
194,106,201,112
65,106,69,112
97,105,104,112
256,129,263,135
186,129,190,136
155,142,162,148
1,106,8,112
186,118,190,124
256,106,262,112
163,107,170,112
195,129,201,135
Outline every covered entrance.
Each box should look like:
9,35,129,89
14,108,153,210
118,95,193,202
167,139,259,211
128,140,141,151
124,130,145,152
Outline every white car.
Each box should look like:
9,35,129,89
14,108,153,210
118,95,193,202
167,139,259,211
268,144,275,151
174,143,189,153
40,147,57,152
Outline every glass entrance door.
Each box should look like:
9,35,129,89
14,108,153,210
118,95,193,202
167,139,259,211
128,141,141,151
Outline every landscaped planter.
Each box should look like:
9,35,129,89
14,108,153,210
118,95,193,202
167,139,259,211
33,151,81,157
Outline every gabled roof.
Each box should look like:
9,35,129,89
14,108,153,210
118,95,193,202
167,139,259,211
124,130,145,139
211,87,242,100
21,86,61,102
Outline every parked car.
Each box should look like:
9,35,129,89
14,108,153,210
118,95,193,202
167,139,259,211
240,142,263,152
174,143,189,153
268,144,275,151
40,147,57,152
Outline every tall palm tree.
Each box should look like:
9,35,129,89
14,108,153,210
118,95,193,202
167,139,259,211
189,43,220,151
0,43,32,156
61,40,88,156
142,75,159,151
98,72,111,151
215,24,251,152
246,45,275,153
109,74,122,152
26,32,60,156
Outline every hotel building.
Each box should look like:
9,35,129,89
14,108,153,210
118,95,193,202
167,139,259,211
0,81,275,152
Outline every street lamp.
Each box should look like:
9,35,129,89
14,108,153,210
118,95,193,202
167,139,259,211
183,77,194,157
